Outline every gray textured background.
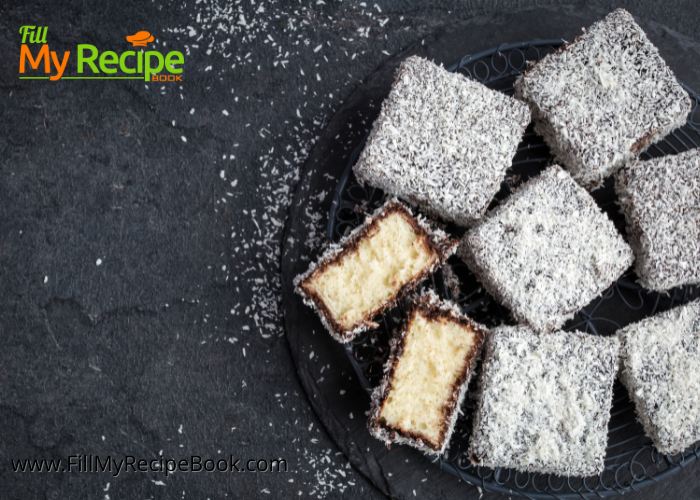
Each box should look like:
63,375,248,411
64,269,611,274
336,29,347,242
1,1,699,499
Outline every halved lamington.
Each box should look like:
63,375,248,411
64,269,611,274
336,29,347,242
367,291,487,455
617,299,700,455
514,9,692,190
469,326,619,476
615,148,700,292
294,200,457,343
458,165,633,333
354,55,530,227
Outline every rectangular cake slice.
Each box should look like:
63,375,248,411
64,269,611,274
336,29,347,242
458,165,633,333
294,200,457,343
514,9,692,190
367,291,487,455
615,148,700,292
354,55,530,227
617,299,700,455
469,326,619,476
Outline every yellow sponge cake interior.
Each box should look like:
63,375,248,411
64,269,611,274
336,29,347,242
368,292,487,455
307,210,436,329
295,200,457,343
379,311,477,446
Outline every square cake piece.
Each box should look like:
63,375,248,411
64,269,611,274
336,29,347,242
514,9,692,190
294,200,457,343
468,326,619,476
354,55,530,227
367,291,487,456
459,165,633,333
617,299,700,455
615,148,700,292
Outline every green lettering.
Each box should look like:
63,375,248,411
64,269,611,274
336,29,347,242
138,50,143,74
19,26,36,44
98,51,118,74
144,51,164,81
165,51,184,73
119,51,136,74
33,27,48,44
77,44,99,73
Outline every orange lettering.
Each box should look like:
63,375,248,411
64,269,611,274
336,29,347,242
49,51,70,81
20,44,49,73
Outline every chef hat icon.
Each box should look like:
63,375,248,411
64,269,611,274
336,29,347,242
126,31,154,47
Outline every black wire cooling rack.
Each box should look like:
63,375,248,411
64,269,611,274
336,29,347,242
326,40,700,499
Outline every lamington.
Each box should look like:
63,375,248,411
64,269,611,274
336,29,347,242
354,55,530,227
469,326,619,476
514,9,692,190
617,299,700,455
615,148,700,292
294,200,457,343
367,291,487,456
458,165,633,333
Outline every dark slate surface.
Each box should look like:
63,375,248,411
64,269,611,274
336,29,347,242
2,1,700,499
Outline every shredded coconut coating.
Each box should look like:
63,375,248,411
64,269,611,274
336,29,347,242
615,149,700,292
469,326,619,476
367,290,487,456
514,9,692,191
293,199,457,343
458,165,633,333
354,55,531,227
617,299,700,455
